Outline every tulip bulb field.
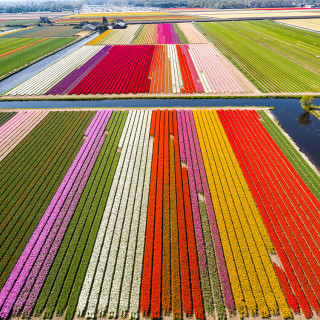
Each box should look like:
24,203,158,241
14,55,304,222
5,42,257,95
0,107,320,320
1,9,320,320
3,20,320,97
0,26,91,80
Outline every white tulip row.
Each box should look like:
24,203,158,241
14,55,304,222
77,110,136,318
178,23,209,44
99,25,141,45
128,120,153,319
5,46,104,96
95,111,142,317
77,110,153,318
167,44,183,93
100,111,150,318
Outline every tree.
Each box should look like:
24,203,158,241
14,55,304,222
300,95,314,111
298,112,311,126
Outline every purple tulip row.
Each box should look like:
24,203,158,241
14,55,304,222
177,110,211,302
0,110,112,319
0,112,33,143
169,24,181,44
179,110,236,311
45,46,112,95
157,24,181,44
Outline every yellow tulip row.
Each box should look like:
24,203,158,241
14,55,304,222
211,111,292,319
193,110,291,319
133,25,158,44
87,30,111,45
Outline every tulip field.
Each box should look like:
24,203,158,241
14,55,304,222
4,20,319,96
0,25,91,79
86,23,206,45
1,26,82,38
198,20,320,92
0,107,320,320
132,24,183,44
276,18,320,32
6,43,256,95
87,25,141,45
54,12,201,24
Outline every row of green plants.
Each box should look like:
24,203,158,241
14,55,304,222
258,110,320,201
0,111,95,290
130,24,144,43
0,37,74,78
244,20,320,56
198,21,320,93
0,112,16,127
228,21,320,76
33,111,128,320
173,23,189,44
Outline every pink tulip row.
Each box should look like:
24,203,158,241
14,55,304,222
188,44,251,93
177,110,211,304
0,110,112,319
0,112,33,143
180,45,204,93
0,111,49,162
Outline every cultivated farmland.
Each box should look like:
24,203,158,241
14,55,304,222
198,20,320,92
86,23,207,45
6,43,256,95
276,18,320,32
0,37,75,79
0,108,319,320
1,26,81,38
54,12,202,24
174,8,320,19
0,26,93,79
3,20,319,97
87,25,141,45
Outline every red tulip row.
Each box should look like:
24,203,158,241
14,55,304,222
70,45,154,95
162,110,171,314
141,109,204,319
176,45,196,94
273,262,299,314
218,109,320,318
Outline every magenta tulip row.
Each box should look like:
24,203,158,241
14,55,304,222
157,23,181,44
0,110,112,319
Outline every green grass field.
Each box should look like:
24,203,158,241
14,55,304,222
0,37,74,78
1,19,38,26
198,21,320,93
